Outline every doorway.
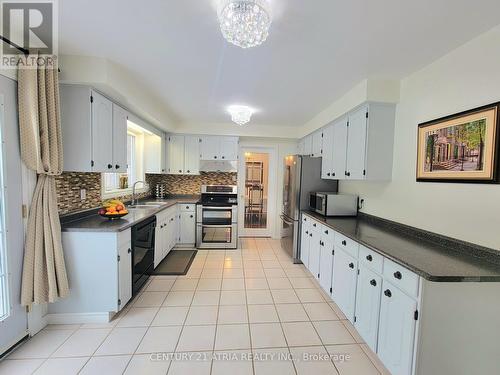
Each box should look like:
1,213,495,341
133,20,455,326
238,147,277,237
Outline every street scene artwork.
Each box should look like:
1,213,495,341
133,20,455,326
417,104,499,182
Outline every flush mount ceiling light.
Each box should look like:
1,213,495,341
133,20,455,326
218,0,272,48
227,105,254,125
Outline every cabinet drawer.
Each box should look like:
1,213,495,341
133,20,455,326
320,225,335,244
383,259,419,298
359,245,383,274
179,203,196,212
334,232,359,259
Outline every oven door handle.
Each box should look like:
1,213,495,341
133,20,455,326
197,224,235,228
201,206,236,210
280,214,295,225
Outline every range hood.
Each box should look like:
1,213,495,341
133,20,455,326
199,160,237,173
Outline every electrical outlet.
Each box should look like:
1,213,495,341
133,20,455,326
80,188,86,201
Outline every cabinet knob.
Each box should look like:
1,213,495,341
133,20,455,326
222,156,225,159
115,164,120,169
366,255,373,262
370,279,377,286
309,233,312,237
313,223,316,227
342,240,347,246
332,172,336,177
324,230,328,234
348,262,354,269
393,271,402,280
384,289,392,298
305,231,309,234
186,206,189,209
179,170,182,173
214,156,217,159
327,173,331,176
128,248,131,254
190,215,193,218
187,170,190,173
107,164,113,169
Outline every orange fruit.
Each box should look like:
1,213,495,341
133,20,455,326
107,206,117,213
118,210,127,214
116,204,124,211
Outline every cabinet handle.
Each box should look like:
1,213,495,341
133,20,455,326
324,229,328,234
342,240,347,246
305,231,309,234
394,271,402,280
107,164,113,169
327,173,331,176
115,164,120,169
348,262,354,269
370,279,377,286
332,172,336,177
128,248,131,254
384,289,392,298
313,223,316,227
309,233,312,237
366,255,373,262
320,241,324,246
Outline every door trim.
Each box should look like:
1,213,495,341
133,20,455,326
237,146,277,237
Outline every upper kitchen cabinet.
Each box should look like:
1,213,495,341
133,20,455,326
60,85,129,173
144,132,164,174
311,130,323,158
112,104,128,173
200,136,239,160
166,135,200,175
321,103,396,181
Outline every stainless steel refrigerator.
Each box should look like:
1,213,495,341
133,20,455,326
280,155,338,263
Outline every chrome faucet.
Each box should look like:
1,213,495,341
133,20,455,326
131,180,146,206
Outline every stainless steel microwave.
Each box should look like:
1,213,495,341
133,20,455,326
309,192,358,216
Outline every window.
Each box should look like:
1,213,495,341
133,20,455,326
102,128,145,198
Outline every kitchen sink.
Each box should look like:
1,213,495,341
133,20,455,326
128,203,163,209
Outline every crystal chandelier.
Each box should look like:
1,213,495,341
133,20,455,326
227,105,254,125
218,0,272,48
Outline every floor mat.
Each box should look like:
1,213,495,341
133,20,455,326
152,249,197,275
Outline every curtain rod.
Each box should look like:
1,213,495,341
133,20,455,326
0,34,29,56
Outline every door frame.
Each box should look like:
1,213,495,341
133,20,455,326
237,145,278,237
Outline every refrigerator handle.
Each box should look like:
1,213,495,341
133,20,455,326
280,214,295,225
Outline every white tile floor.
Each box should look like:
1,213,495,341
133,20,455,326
0,238,390,375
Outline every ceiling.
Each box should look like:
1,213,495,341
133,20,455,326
59,0,500,128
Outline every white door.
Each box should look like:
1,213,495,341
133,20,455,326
0,81,28,354
331,117,348,179
91,91,113,172
200,136,220,160
319,236,334,294
321,124,334,179
311,130,323,158
180,211,196,244
168,135,185,174
220,137,238,161
300,217,310,267
184,136,200,175
308,228,321,279
238,146,277,237
117,242,132,310
354,265,382,352
112,104,128,173
346,106,368,180
332,248,358,323
378,282,417,375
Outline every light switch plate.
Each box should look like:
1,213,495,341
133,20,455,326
80,188,86,200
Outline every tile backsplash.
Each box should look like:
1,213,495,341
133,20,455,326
55,171,237,215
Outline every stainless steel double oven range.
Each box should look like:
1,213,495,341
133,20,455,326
196,185,238,249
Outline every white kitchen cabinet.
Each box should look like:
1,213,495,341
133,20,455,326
200,136,239,161
320,124,334,179
184,136,201,175
167,135,185,174
311,130,323,158
308,228,321,280
354,265,382,352
303,135,313,157
319,235,334,294
300,216,311,267
331,117,348,179
346,105,368,180
297,139,305,156
117,237,132,311
332,247,358,323
144,133,164,174
378,281,417,375
91,91,114,172
112,104,128,173
179,210,196,244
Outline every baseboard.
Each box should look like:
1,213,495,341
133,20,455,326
46,312,113,325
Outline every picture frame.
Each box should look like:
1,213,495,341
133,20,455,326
416,102,500,183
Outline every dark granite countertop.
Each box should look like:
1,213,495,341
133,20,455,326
302,210,500,282
61,196,200,233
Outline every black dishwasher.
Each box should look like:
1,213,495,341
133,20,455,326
131,216,156,295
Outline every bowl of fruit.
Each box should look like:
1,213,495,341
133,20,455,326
98,200,129,220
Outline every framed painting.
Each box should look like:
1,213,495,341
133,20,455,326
416,102,500,183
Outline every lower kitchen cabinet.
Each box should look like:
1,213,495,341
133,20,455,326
319,236,334,294
332,247,358,323
354,265,382,351
179,210,196,244
308,228,321,280
300,216,311,267
377,280,417,375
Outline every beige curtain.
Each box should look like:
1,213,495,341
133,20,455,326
18,56,69,306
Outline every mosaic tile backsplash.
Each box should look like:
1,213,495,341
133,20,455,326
55,171,237,215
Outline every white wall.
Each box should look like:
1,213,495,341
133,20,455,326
340,26,500,251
